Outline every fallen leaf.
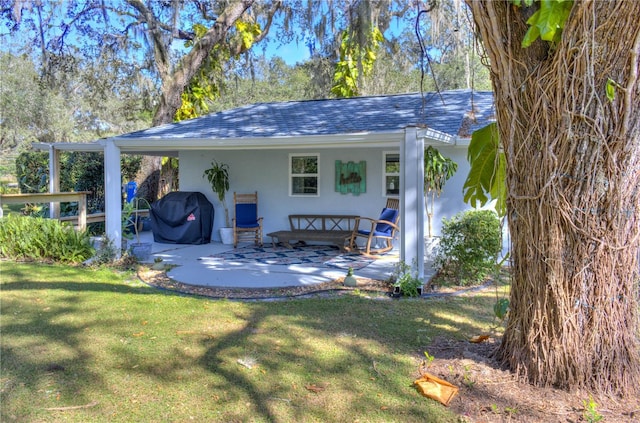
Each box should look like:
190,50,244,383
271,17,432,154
469,335,490,343
132,332,145,337
305,383,327,393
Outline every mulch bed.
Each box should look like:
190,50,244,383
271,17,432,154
137,267,395,300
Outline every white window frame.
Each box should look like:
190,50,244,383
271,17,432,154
382,151,400,197
289,153,320,197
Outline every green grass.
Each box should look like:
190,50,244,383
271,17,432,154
1,261,506,422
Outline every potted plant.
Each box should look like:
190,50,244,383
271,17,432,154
391,260,423,297
203,159,233,244
127,197,153,261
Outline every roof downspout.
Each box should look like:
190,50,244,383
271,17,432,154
400,127,425,280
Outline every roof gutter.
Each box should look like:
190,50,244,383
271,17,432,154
32,126,462,153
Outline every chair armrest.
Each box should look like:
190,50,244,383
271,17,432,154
362,218,400,232
377,219,400,230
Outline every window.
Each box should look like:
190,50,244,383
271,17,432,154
383,152,400,196
290,153,319,196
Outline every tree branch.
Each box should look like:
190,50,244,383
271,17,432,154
229,0,282,56
152,0,256,125
125,0,172,79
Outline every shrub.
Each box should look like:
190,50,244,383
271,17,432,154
434,209,502,286
0,214,94,263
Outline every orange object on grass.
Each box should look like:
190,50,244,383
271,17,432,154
414,372,459,406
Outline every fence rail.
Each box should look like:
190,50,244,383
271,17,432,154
0,192,90,230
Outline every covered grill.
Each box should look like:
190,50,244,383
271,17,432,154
150,191,214,244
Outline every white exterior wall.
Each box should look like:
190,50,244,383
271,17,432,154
179,144,474,244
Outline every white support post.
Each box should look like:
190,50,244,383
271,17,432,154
48,145,61,219
400,127,425,278
103,140,122,256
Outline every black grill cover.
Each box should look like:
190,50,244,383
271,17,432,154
150,192,214,244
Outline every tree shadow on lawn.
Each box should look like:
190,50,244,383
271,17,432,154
0,262,502,422
1,280,170,295
191,297,497,422
1,293,116,420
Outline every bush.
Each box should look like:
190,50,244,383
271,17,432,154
0,214,94,263
434,210,502,286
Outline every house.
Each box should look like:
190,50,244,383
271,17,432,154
34,89,495,278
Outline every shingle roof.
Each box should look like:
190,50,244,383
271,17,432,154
116,89,494,141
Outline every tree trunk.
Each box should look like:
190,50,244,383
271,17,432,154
151,0,256,126
134,1,255,200
468,0,640,396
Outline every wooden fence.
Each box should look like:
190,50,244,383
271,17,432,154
0,192,91,229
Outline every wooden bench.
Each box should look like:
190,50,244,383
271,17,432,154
267,214,359,251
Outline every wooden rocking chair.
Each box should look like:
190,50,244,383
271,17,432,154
348,198,400,255
232,192,263,248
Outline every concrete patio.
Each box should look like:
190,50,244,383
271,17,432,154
133,231,435,289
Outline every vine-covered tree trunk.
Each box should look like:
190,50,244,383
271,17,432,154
134,0,256,200
468,1,640,396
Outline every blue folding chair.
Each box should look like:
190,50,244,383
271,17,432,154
233,192,263,248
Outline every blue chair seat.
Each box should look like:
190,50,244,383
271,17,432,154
357,228,393,237
237,222,261,229
233,192,263,248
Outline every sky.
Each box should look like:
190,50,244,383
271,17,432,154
263,38,311,65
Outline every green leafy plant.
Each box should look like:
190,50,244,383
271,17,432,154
121,201,136,241
331,27,384,98
90,236,118,265
391,260,423,297
434,210,502,286
606,78,623,102
129,197,151,244
424,146,458,238
423,351,435,367
517,0,574,48
504,406,518,416
494,298,510,321
492,254,511,322
203,160,231,227
463,122,507,217
14,151,48,194
462,365,475,387
583,395,604,423
0,214,94,263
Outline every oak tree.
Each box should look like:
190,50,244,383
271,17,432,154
467,0,640,396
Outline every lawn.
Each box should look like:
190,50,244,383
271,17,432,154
1,261,504,422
